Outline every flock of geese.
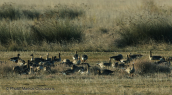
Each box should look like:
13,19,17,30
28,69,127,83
10,51,172,77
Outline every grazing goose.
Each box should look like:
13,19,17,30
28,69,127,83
73,51,78,60
110,54,123,61
125,64,135,77
10,54,20,63
73,56,81,65
97,69,114,75
82,55,88,62
97,58,112,68
129,53,143,60
54,53,61,62
149,51,162,60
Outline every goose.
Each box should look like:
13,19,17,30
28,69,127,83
30,54,45,63
54,53,61,62
110,54,123,61
62,65,83,75
39,56,56,67
97,69,114,75
80,63,91,68
154,57,166,64
45,53,51,61
73,51,78,60
16,58,26,66
10,54,20,63
73,56,81,65
128,53,143,60
13,66,22,75
82,55,88,62
21,60,32,74
71,65,84,72
78,63,90,75
97,58,112,68
112,62,126,69
61,59,73,67
125,64,135,77
120,55,130,64
149,51,162,60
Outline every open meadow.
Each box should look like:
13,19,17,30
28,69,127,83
0,51,172,95
0,0,172,94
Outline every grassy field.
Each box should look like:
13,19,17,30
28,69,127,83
0,51,172,95
0,0,172,51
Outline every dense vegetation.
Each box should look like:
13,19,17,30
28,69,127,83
0,0,172,51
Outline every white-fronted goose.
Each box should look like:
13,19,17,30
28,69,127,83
97,58,112,68
82,55,88,62
149,51,162,60
125,64,135,77
73,56,81,65
54,53,61,62
10,54,20,63
73,51,78,60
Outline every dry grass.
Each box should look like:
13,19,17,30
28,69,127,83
0,0,172,51
0,51,172,94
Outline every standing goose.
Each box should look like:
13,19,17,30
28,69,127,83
73,51,78,60
149,51,162,60
73,56,81,65
82,55,88,62
10,54,20,63
45,53,51,61
54,53,61,62
110,54,123,61
125,64,135,77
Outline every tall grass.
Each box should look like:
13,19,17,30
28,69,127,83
1,0,172,51
116,0,172,47
31,19,82,44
